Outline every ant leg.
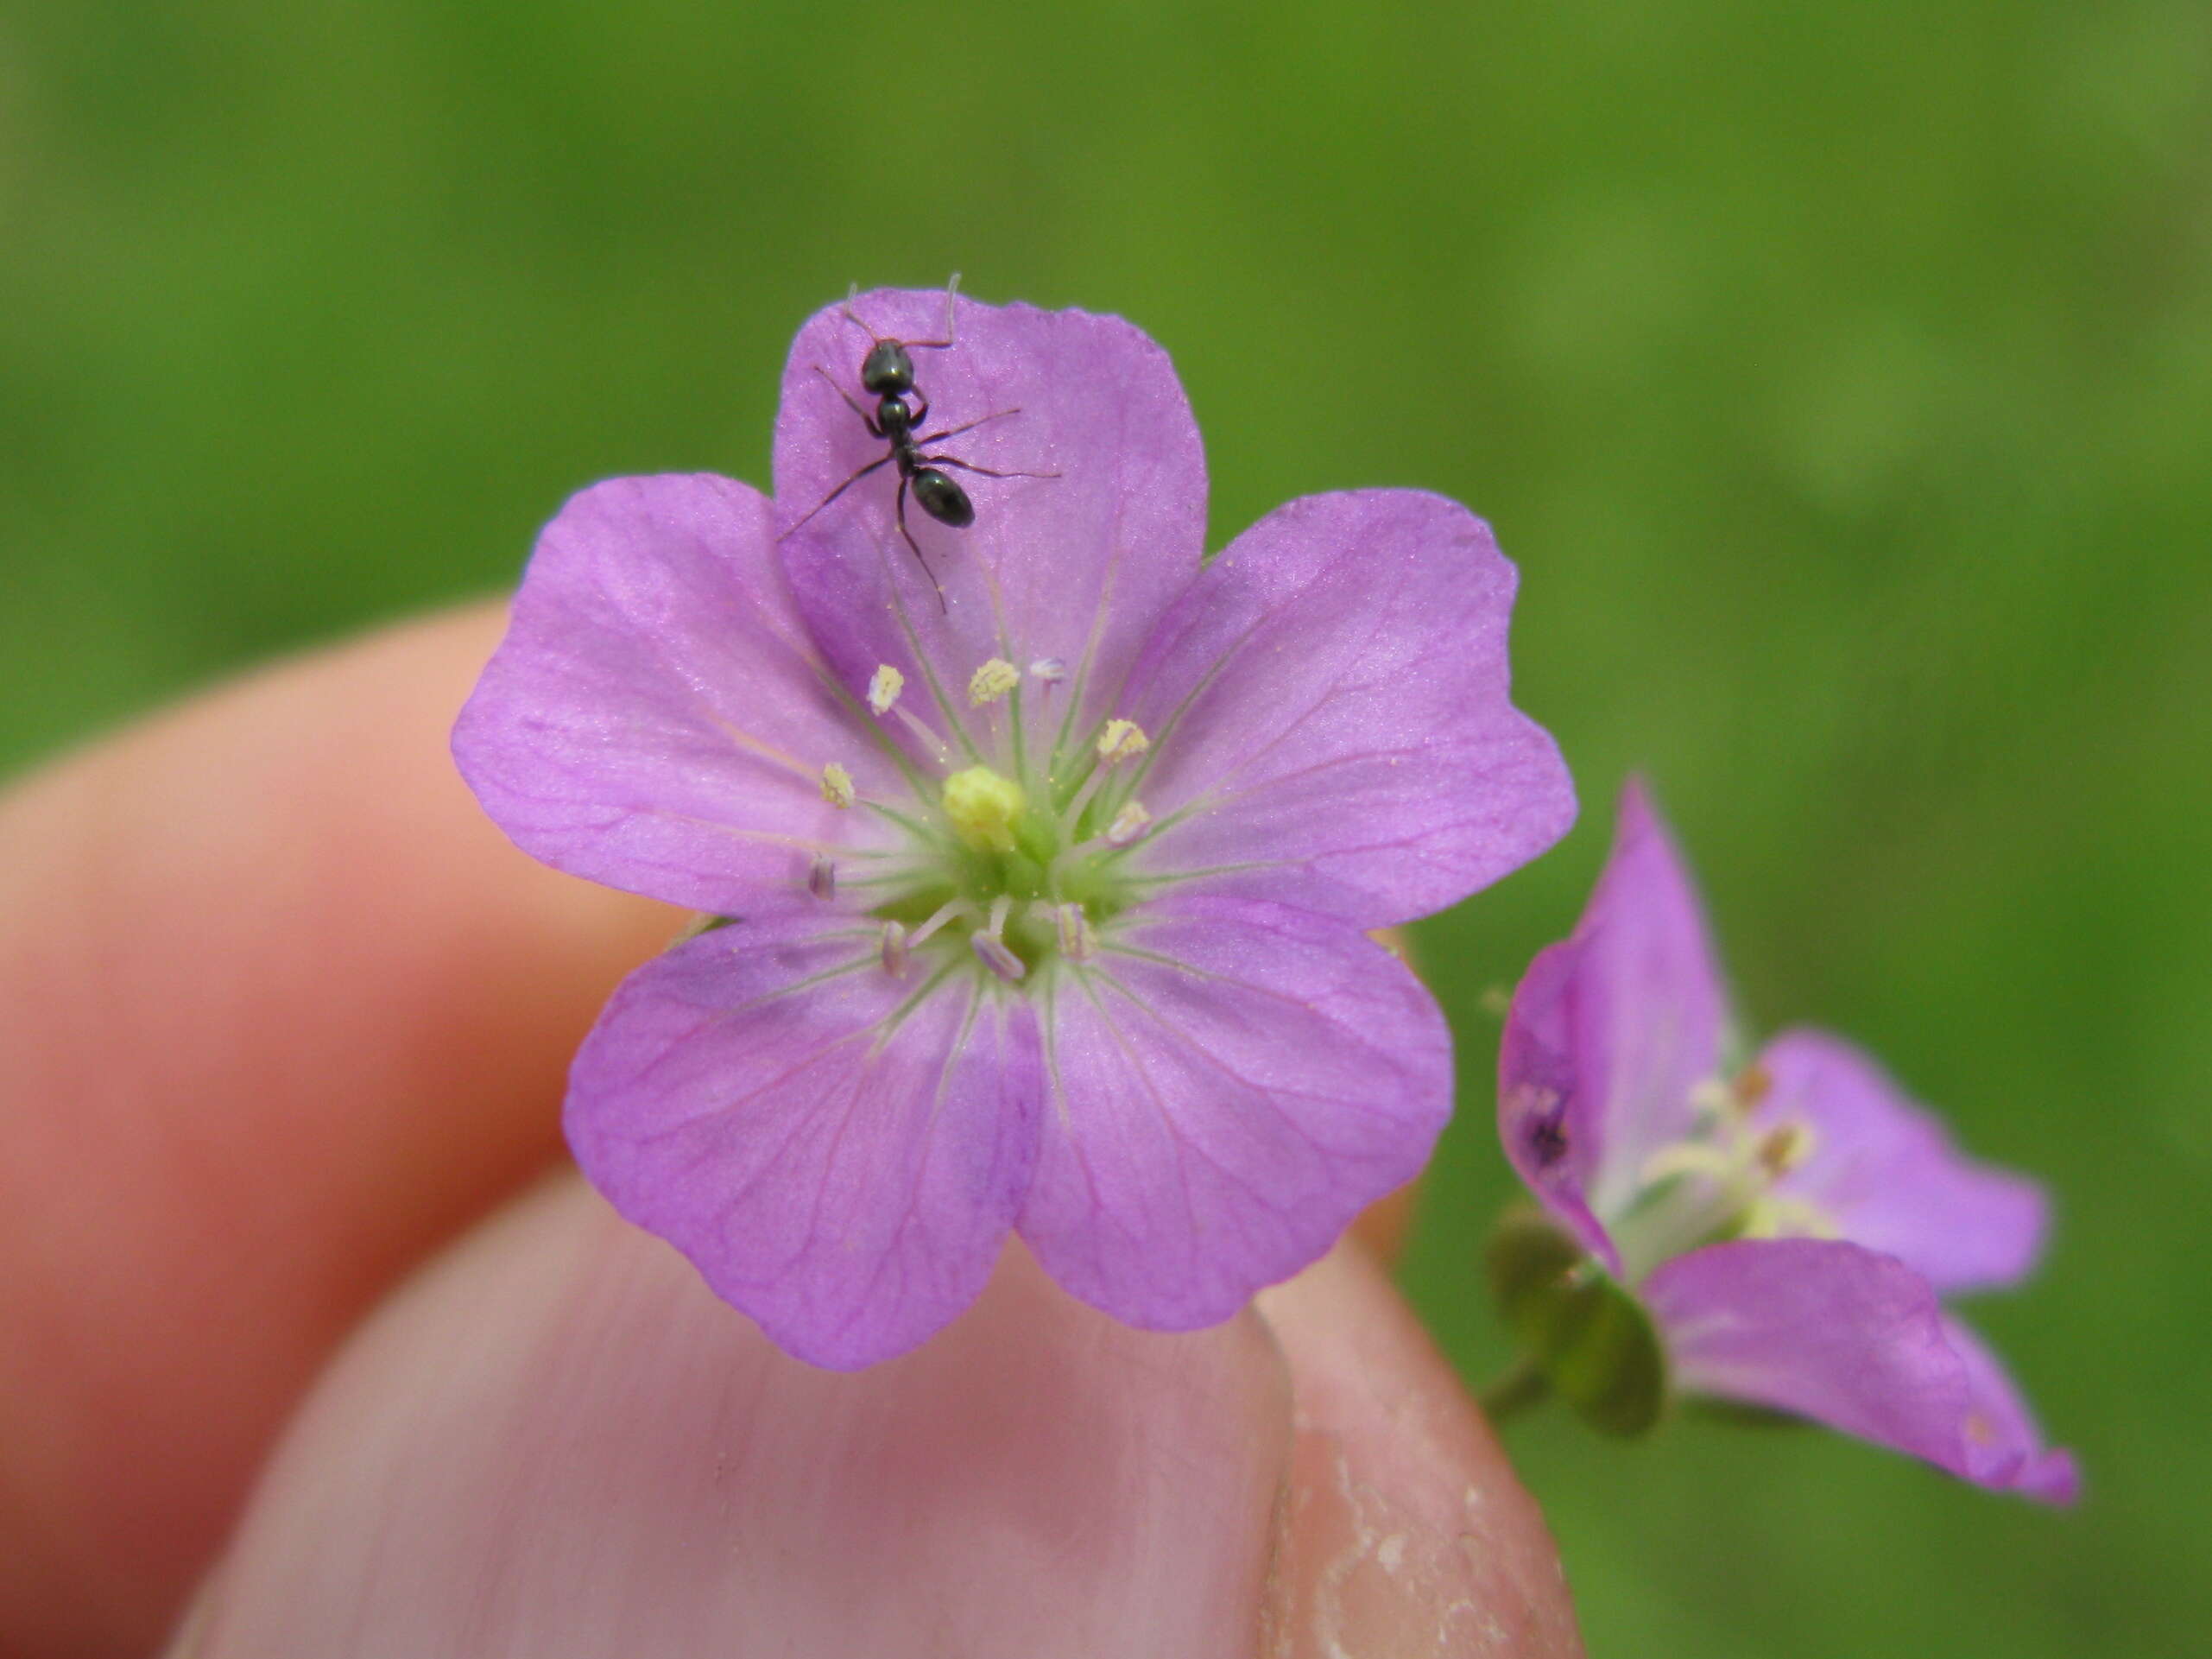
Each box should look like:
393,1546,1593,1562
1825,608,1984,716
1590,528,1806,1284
812,365,882,436
907,390,930,431
914,407,1021,446
926,455,1062,481
905,273,963,352
893,475,949,611
778,453,895,540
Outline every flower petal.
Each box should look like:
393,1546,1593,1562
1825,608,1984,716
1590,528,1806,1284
1017,896,1452,1330
1497,939,1625,1272
1521,781,1730,1220
566,913,1043,1370
1937,1314,2082,1502
1757,1028,2050,1294
453,474,904,914
1115,490,1575,929
1645,1238,2076,1502
772,290,1206,768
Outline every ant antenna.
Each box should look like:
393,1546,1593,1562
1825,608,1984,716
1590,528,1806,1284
837,275,963,351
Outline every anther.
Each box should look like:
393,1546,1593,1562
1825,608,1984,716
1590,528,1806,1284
1757,1120,1817,1175
807,855,837,901
972,932,1027,982
1028,657,1067,684
968,658,1021,706
1733,1062,1774,1111
1096,719,1150,764
879,921,909,976
820,763,856,808
1106,800,1153,846
971,894,1027,982
1053,902,1097,962
868,664,906,715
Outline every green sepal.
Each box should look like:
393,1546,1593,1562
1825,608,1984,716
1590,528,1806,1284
1483,1206,1667,1438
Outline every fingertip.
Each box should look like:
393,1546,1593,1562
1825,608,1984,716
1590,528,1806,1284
185,1180,1292,1657
1258,1242,1584,1657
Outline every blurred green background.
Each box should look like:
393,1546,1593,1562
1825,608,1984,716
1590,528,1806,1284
3,1,2206,1651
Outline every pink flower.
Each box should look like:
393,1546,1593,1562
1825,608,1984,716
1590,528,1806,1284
1497,782,2077,1500
454,288,1575,1367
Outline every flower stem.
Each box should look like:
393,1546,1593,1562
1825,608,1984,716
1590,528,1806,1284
1477,1358,1551,1424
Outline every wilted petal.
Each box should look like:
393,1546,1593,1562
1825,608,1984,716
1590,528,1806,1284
773,291,1206,760
1497,939,1623,1272
1018,896,1451,1330
1758,1029,2050,1294
1645,1238,2076,1503
454,475,901,914
566,912,1043,1369
1116,490,1574,929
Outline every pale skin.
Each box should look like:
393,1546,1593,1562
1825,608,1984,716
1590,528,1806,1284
0,607,1584,1657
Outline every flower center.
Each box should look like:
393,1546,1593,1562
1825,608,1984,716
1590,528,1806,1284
941,765,1027,852
817,657,1164,985
1608,1063,1836,1279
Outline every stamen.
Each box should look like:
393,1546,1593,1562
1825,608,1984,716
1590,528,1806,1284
968,658,1021,706
971,894,1027,982
1688,1079,1735,1121
1733,1061,1774,1111
1096,719,1150,764
807,855,837,901
892,705,953,769
1106,800,1153,846
1027,657,1067,685
1756,1120,1817,1175
907,900,964,950
879,921,909,975
1640,1143,1742,1187
868,664,906,715
1053,902,1097,962
1741,1193,1839,1240
972,933,1027,982
819,763,856,809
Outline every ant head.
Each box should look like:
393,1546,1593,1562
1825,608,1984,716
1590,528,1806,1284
860,339,915,396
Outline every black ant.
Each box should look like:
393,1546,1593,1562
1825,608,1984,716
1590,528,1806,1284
781,279,1054,608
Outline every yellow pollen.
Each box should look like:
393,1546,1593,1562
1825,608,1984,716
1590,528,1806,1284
968,658,1021,706
867,664,905,715
941,765,1027,852
1106,799,1153,846
819,763,856,809
1097,719,1150,764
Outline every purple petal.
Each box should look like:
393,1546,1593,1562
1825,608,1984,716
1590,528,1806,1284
1645,1238,2077,1503
453,474,902,914
772,290,1206,764
1496,939,1625,1272
566,913,1043,1370
1756,1029,2050,1295
1115,490,1575,929
1938,1314,2082,1502
1522,781,1730,1218
1017,895,1452,1329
